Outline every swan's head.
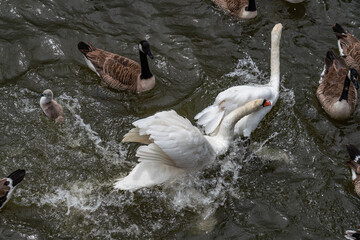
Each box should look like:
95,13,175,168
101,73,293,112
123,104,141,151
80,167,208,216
247,99,271,112
139,40,154,59
262,99,271,107
39,89,54,104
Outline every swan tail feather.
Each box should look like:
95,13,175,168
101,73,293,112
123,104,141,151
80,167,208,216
122,128,151,144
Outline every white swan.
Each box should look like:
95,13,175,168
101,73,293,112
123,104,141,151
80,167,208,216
114,99,271,191
195,23,282,138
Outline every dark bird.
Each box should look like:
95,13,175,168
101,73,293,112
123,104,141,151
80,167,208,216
0,169,26,210
77,40,155,93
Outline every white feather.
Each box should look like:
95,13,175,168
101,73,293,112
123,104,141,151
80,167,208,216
338,39,345,56
195,24,282,138
83,56,100,77
116,98,269,191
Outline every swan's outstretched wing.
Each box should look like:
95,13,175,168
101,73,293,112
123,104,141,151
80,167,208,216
116,110,216,190
133,110,216,169
114,144,185,190
195,85,273,134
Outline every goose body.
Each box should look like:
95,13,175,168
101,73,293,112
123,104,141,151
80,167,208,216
77,40,155,93
39,89,64,123
333,23,360,72
195,23,282,138
213,0,257,19
346,144,360,197
114,99,270,191
0,169,26,210
316,51,359,120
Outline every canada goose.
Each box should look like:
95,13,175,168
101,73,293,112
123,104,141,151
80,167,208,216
212,0,257,19
0,169,26,210
39,89,64,122
195,23,282,139
316,51,359,120
333,23,360,72
345,226,360,240
346,144,360,197
77,40,155,93
114,99,271,191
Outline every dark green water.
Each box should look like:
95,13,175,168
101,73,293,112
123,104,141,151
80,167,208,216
1,0,360,239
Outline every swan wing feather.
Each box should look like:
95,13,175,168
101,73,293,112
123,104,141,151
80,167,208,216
133,110,216,169
195,85,274,134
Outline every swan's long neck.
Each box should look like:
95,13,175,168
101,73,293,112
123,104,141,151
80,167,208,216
217,101,261,140
139,51,153,79
206,101,262,155
269,24,282,90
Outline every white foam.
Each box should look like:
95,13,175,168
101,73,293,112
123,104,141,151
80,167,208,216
59,94,102,146
40,181,102,215
44,36,64,57
155,57,169,75
225,54,262,81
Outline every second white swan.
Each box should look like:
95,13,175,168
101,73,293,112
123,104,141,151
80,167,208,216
114,99,271,191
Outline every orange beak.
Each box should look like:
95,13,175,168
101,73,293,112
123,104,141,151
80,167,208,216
263,100,271,107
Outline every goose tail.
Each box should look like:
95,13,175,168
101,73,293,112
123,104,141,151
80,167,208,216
333,23,347,39
346,144,360,162
7,169,26,187
345,228,360,240
114,144,185,191
77,41,96,55
195,105,225,135
325,50,338,69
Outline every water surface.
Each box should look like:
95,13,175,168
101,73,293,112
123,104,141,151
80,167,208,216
1,0,360,239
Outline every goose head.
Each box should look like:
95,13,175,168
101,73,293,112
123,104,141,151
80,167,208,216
138,40,153,59
39,89,54,104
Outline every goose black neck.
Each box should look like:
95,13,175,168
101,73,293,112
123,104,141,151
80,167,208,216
139,51,153,79
246,0,256,12
339,75,351,101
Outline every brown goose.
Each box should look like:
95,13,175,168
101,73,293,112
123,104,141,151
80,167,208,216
0,169,26,210
346,144,360,197
77,40,155,93
316,51,359,120
212,0,257,19
333,23,360,72
39,89,64,123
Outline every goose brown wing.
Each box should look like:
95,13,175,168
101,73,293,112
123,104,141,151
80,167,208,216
320,59,348,100
347,42,360,68
227,0,247,12
85,49,141,90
